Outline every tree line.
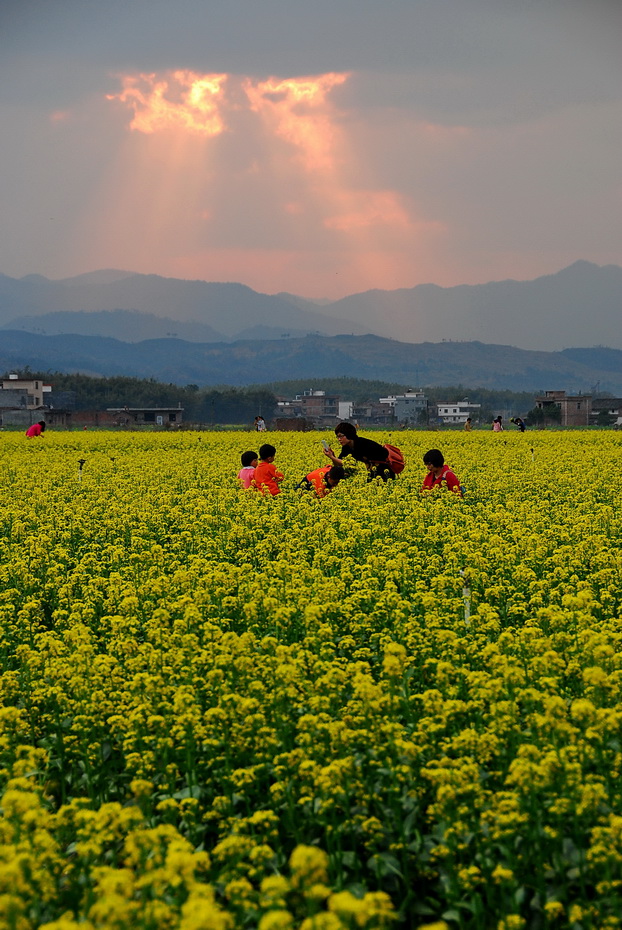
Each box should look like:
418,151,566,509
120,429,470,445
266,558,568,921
5,370,277,425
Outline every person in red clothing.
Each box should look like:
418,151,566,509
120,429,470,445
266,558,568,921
25,420,46,437
421,449,463,496
296,464,345,498
253,443,284,496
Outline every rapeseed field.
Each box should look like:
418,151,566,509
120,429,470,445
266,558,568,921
1,429,621,929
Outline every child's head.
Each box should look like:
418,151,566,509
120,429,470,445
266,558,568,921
241,450,258,467
423,449,444,469
326,464,345,487
259,443,276,462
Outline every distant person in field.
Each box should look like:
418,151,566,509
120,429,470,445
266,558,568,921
254,443,284,496
492,416,504,432
510,416,526,432
254,415,266,432
421,449,463,496
323,421,404,482
237,450,258,489
464,417,473,432
26,421,46,437
296,464,346,498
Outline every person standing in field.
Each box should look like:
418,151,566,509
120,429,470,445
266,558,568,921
492,416,504,432
323,421,404,482
254,415,266,432
464,417,473,432
254,443,284,496
421,449,463,496
26,421,46,437
510,416,526,432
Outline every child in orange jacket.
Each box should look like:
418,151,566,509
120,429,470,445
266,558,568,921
253,443,284,496
296,464,345,498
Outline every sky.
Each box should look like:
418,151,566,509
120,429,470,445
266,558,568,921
0,0,621,300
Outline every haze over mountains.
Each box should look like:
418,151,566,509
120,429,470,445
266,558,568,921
1,331,621,394
0,271,366,343
1,260,621,351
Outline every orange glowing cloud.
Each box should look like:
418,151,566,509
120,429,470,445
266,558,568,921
107,70,228,135
243,73,350,173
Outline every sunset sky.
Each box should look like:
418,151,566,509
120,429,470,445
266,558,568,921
1,0,621,299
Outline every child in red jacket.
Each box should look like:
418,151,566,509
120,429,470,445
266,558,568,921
421,449,463,496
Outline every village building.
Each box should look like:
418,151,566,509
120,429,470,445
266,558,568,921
350,401,394,425
534,390,592,427
276,389,340,422
436,400,482,426
590,397,622,427
105,406,184,427
1,374,51,408
0,374,55,427
379,390,428,423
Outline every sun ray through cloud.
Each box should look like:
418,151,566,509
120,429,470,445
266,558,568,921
86,68,443,294
242,72,433,292
70,71,231,273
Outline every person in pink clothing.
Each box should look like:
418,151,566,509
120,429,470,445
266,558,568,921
237,450,258,489
253,443,284,496
25,421,46,437
492,416,503,432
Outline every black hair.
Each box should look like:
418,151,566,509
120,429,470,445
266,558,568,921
423,448,444,468
259,443,276,459
38,421,46,431
335,421,357,440
327,464,345,482
241,450,257,467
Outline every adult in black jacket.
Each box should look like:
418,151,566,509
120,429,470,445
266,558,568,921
324,421,395,481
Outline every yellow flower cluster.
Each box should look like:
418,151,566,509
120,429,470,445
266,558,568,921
1,429,621,928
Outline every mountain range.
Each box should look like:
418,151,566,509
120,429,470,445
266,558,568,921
1,330,621,393
1,260,621,351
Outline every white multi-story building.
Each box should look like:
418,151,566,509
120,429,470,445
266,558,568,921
436,401,481,425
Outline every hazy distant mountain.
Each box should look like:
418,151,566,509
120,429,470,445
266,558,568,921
1,330,621,393
561,346,622,373
3,309,225,343
0,272,367,341
320,261,622,351
2,308,335,344
1,261,620,350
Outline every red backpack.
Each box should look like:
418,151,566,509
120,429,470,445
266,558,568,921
374,443,405,474
385,443,405,474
